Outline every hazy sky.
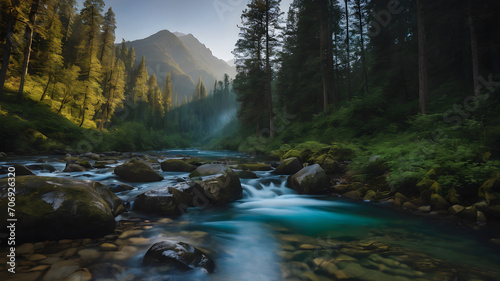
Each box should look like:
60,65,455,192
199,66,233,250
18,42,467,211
76,0,293,61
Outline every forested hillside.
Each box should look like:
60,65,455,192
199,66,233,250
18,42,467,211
226,0,500,199
0,0,236,152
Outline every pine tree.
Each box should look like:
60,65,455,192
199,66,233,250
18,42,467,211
234,0,282,136
100,8,116,62
0,0,21,98
38,0,65,101
416,0,428,114
132,56,149,103
77,0,105,127
18,0,41,99
193,76,207,100
161,72,173,113
100,59,125,130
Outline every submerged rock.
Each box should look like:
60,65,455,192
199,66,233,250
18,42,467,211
160,159,197,172
287,164,329,194
0,176,124,242
114,159,163,182
274,157,303,175
143,241,215,273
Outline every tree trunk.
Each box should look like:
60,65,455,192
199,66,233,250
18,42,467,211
320,3,328,112
345,0,351,100
80,87,88,127
416,0,428,114
357,0,369,95
40,72,52,101
19,0,41,99
0,0,21,98
469,16,480,94
265,2,275,138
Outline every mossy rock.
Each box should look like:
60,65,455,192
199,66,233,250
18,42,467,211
430,194,450,210
326,143,355,161
364,190,378,201
321,157,345,175
237,163,273,171
114,159,163,182
274,157,303,175
478,174,500,205
0,176,124,242
160,159,197,172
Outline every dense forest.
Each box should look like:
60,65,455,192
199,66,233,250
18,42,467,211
226,0,500,202
1,0,500,198
0,0,237,152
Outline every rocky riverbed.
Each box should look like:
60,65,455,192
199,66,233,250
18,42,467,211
1,149,500,281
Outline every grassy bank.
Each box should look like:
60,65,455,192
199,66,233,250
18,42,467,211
0,93,190,154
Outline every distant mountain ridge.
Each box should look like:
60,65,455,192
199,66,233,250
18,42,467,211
126,30,235,104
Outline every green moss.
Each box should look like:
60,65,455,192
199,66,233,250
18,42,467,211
237,163,272,171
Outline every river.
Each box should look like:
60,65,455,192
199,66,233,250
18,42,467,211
1,149,500,281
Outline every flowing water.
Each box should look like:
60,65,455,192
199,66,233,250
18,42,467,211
1,149,500,281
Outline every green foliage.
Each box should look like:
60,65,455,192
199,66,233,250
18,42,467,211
101,122,189,152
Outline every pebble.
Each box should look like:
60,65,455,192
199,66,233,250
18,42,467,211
63,247,79,258
78,249,101,261
39,257,60,265
28,265,50,272
100,243,118,251
118,230,143,239
17,243,35,255
63,269,92,281
43,260,80,281
157,218,174,224
128,237,150,245
299,244,318,250
28,254,47,262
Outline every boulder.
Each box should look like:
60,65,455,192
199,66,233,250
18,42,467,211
114,159,163,182
189,164,230,178
448,205,465,215
274,157,303,175
287,164,329,194
236,170,258,179
460,206,477,220
26,164,57,173
402,202,418,211
343,190,362,200
143,241,214,273
13,164,36,176
107,183,135,193
0,176,124,242
160,159,196,172
190,164,242,204
64,163,86,172
321,157,345,175
487,205,500,218
479,175,500,205
430,194,450,210
134,182,204,216
364,190,378,201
